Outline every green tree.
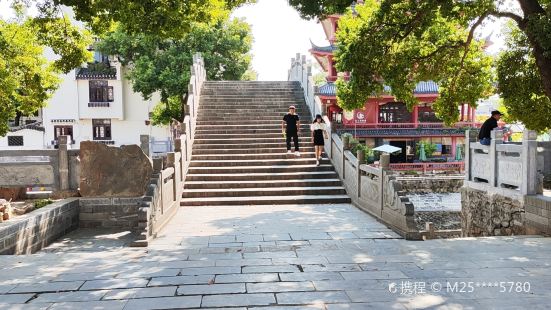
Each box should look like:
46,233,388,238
8,0,253,38
288,0,352,19
97,18,253,125
289,0,551,131
0,17,91,135
241,68,258,81
497,23,551,132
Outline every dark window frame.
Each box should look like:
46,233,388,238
54,125,74,141
89,80,114,103
92,119,112,140
7,136,24,146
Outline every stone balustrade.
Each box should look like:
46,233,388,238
0,136,79,195
463,129,551,237
465,129,544,196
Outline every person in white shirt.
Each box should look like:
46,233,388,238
310,114,329,166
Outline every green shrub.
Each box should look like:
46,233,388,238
34,199,53,209
415,141,437,159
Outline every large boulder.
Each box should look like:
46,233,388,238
79,142,153,197
0,187,26,200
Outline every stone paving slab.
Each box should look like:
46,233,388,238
1,203,551,309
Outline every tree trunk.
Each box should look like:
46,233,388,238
14,111,22,126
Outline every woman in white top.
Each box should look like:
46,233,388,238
310,114,329,166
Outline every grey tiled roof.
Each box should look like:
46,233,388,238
316,81,439,96
9,122,45,133
318,82,337,96
310,41,337,53
76,67,117,80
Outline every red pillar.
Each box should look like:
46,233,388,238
470,106,476,123
375,102,380,126
451,137,457,159
460,104,465,121
413,105,419,128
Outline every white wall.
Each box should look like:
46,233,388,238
0,129,45,150
39,63,170,149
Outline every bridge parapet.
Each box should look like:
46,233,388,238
463,129,551,237
465,129,543,196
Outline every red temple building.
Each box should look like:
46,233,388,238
310,12,479,163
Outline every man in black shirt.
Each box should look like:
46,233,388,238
282,106,300,156
478,110,502,145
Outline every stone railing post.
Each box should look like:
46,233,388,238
58,135,69,191
342,137,350,179
174,136,185,182
140,135,150,157
357,150,365,198
489,129,504,187
380,153,390,170
153,158,163,173
167,152,177,202
464,130,477,182
521,130,538,195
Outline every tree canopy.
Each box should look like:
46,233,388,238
1,0,253,135
0,16,91,135
97,18,253,125
10,0,253,37
289,0,551,131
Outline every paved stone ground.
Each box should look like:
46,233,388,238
1,204,551,309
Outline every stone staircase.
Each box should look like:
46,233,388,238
181,81,351,206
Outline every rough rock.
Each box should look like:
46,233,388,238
461,187,525,237
79,142,153,197
11,202,34,216
0,187,26,200
398,178,463,194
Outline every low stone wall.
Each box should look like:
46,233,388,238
525,195,551,236
79,197,142,230
0,137,79,194
461,186,525,237
0,198,79,255
397,177,463,194
329,134,420,240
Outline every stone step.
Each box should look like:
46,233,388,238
195,120,311,126
187,164,334,174
184,178,342,189
182,186,346,198
192,147,316,155
201,89,302,94
191,152,317,161
189,158,329,167
193,137,312,145
192,142,312,150
198,107,307,112
196,118,309,123
200,99,304,104
185,171,338,181
195,126,312,134
197,112,310,118
203,81,297,86
201,94,303,98
194,132,312,139
195,124,312,130
181,195,351,206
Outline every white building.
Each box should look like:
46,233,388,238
1,52,171,153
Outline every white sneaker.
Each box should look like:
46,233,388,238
287,150,292,154
295,151,300,157
316,160,320,166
